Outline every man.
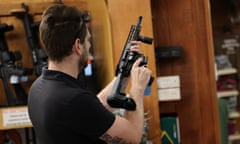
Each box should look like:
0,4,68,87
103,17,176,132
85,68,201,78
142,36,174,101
28,4,152,144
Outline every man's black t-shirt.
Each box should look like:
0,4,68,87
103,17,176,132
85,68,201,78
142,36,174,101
28,69,115,144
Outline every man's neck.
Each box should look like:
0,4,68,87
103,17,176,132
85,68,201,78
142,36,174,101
48,60,79,79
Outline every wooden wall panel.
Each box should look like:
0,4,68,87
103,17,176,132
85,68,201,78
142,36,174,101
107,0,161,143
152,0,221,143
87,0,115,88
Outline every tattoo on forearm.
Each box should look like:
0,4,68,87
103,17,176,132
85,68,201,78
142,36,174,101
100,133,130,144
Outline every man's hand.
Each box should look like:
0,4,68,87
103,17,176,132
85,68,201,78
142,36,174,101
130,58,152,94
130,41,141,52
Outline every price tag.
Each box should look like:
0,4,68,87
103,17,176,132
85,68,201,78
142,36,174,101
2,107,32,127
158,88,181,101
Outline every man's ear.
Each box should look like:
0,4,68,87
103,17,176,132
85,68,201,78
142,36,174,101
73,38,82,56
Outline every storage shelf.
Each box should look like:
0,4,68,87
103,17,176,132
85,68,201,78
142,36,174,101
229,111,240,119
229,134,240,141
217,68,237,76
217,90,239,98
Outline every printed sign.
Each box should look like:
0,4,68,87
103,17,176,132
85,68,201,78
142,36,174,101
2,107,32,127
157,75,181,101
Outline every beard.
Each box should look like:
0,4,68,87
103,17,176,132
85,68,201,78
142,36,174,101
78,45,89,72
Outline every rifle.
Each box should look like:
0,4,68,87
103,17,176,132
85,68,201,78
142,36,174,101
13,3,48,76
107,16,154,110
0,23,32,106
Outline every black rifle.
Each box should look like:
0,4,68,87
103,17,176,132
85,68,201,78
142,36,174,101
107,16,154,110
15,3,48,76
0,23,32,106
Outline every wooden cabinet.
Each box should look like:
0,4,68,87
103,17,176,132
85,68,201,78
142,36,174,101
151,0,221,143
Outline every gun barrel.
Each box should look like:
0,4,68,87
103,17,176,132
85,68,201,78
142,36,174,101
136,16,143,26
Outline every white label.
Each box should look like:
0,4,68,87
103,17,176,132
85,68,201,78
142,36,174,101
157,75,180,89
9,75,19,84
2,107,32,127
158,88,181,101
222,38,240,49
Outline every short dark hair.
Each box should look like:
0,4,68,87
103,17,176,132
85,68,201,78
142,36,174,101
39,4,87,62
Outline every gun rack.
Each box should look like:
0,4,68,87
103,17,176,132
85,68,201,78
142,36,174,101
0,1,88,17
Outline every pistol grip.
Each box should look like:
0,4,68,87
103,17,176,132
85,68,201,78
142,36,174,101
148,76,154,86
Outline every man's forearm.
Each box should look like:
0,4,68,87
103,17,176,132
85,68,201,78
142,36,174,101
124,88,144,142
97,77,117,111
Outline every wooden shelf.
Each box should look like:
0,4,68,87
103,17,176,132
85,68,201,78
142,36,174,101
229,112,240,119
229,134,240,141
217,90,239,98
0,106,32,130
217,68,238,76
